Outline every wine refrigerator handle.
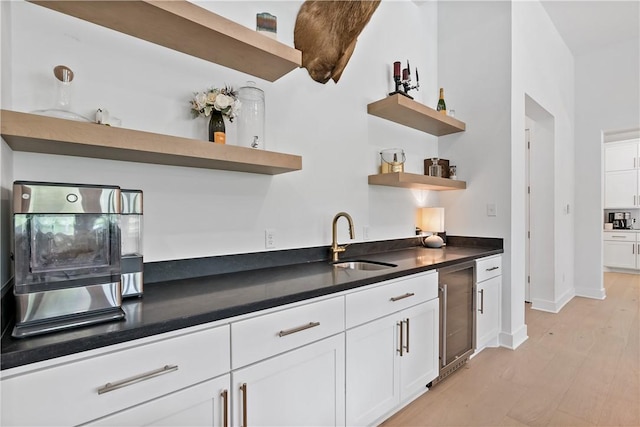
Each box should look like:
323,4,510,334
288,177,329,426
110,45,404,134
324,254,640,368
439,284,448,368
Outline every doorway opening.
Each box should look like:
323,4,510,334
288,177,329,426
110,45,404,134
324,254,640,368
525,95,555,310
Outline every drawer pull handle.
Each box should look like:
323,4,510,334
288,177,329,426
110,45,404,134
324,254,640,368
486,266,500,271
390,292,415,302
611,236,627,239
97,364,178,395
278,321,320,337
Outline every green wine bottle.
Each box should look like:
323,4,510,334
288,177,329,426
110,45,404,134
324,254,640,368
437,88,446,115
208,110,226,144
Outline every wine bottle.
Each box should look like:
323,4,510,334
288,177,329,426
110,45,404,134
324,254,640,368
437,88,446,115
209,110,226,144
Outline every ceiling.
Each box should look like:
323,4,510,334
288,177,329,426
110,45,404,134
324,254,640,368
540,0,640,55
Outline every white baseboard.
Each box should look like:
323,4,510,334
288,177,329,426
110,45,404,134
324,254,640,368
498,324,528,350
531,287,575,313
575,286,606,300
604,267,640,275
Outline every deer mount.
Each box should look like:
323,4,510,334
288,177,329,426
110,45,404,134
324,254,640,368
294,0,381,84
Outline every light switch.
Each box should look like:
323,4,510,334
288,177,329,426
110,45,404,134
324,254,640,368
487,203,497,217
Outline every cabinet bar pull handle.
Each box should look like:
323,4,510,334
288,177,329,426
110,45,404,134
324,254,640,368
440,285,448,368
397,321,404,356
404,318,410,353
390,292,415,302
240,383,248,427
634,245,636,255
278,321,320,337
221,389,229,427
611,235,627,238
97,364,178,395
479,289,485,314
486,266,500,271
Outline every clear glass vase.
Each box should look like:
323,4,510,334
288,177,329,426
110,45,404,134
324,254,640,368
32,65,91,122
237,81,265,149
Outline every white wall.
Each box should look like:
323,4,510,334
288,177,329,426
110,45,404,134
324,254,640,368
1,1,13,287
436,1,517,344
1,0,440,264
575,38,640,295
438,0,576,348
512,1,576,314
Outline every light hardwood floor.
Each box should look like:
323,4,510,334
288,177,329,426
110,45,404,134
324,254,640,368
381,272,640,426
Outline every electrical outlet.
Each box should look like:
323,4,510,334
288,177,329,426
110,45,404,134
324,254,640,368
265,229,276,249
487,203,497,217
362,225,370,241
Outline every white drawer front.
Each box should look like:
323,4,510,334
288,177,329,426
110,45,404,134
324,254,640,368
345,271,438,329
603,231,637,242
1,325,230,427
476,255,502,283
231,296,345,369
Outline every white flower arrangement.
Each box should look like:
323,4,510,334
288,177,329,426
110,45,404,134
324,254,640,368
190,86,240,122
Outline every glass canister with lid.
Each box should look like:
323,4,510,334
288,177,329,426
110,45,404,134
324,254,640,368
237,81,265,149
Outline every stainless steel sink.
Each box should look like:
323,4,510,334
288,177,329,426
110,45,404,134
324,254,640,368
332,260,398,271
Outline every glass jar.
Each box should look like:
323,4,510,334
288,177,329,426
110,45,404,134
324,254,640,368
237,81,265,149
429,158,442,177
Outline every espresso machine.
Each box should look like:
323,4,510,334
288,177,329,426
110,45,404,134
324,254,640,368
120,189,143,298
12,181,125,338
609,212,631,229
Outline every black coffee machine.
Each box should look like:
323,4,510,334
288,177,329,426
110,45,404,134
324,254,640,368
609,212,632,229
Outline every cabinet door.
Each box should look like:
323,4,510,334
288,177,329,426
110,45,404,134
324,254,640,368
346,315,399,427
88,375,230,427
603,241,637,269
476,276,501,351
399,299,439,401
231,334,345,427
605,141,638,172
605,170,638,208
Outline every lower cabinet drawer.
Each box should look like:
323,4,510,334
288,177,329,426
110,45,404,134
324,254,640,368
1,325,230,427
231,296,345,369
476,255,502,282
346,271,438,329
603,231,637,242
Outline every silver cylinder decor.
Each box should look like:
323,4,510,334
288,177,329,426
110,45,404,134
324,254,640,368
237,81,265,149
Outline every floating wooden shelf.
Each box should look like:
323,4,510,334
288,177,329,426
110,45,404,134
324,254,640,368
29,0,302,82
367,94,466,136
368,172,466,191
1,110,302,175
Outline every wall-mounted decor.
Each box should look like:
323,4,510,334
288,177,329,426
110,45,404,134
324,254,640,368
294,0,380,84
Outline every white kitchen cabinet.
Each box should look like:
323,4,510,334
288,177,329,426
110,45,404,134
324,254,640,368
605,170,639,208
87,375,230,427
0,324,230,427
475,255,502,353
603,231,638,269
604,140,640,208
231,334,345,427
605,140,639,172
230,295,345,427
345,272,439,427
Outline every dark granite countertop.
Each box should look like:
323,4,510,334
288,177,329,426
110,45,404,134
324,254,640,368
1,238,502,370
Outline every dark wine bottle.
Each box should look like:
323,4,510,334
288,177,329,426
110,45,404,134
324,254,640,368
437,88,446,115
209,110,226,144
